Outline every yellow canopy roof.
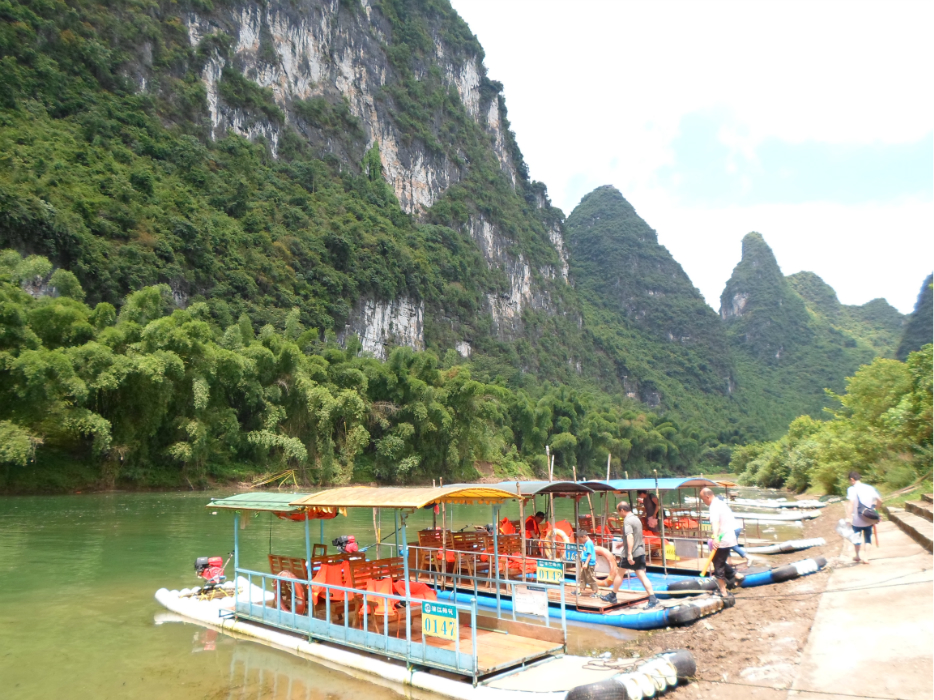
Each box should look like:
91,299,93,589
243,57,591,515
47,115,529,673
714,480,739,488
290,486,517,510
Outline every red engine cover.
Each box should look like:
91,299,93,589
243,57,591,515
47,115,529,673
207,556,223,568
201,566,225,583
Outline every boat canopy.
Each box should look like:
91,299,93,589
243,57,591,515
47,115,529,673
446,480,595,497
290,485,518,510
208,492,310,512
581,477,717,492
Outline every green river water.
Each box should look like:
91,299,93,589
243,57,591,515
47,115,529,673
0,491,646,700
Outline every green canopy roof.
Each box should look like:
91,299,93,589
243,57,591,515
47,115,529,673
208,492,312,512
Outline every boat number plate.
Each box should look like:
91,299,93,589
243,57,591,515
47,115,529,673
536,559,563,584
422,601,458,641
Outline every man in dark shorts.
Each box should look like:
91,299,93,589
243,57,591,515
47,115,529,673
700,487,743,599
599,502,658,608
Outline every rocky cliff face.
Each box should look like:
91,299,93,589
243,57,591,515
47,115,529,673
179,0,566,351
183,0,514,212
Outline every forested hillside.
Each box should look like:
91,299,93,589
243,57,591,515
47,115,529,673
0,0,913,491
718,233,886,438
897,274,933,360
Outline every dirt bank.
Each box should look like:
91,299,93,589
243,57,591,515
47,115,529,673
622,501,849,699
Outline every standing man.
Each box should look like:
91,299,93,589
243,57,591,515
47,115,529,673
600,502,659,608
699,488,743,598
845,471,881,564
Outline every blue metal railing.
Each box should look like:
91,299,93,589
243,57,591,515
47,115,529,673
232,566,479,682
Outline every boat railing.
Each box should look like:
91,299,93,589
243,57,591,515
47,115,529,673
232,565,480,682
401,542,569,633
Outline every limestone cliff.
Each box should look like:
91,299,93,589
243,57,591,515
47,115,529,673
175,0,569,350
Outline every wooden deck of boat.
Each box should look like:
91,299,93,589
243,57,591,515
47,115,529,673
411,624,563,674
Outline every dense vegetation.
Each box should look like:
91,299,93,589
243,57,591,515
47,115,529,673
787,271,904,358
733,344,933,494
0,249,711,491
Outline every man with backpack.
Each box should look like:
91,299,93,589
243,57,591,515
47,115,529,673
845,471,882,565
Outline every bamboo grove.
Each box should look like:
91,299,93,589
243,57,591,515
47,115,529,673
0,250,707,490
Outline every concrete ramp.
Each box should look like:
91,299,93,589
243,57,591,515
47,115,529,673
790,520,933,700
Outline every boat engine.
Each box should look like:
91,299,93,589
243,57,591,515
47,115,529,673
194,556,226,589
331,535,359,554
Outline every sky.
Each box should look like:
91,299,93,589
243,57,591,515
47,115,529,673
448,0,933,314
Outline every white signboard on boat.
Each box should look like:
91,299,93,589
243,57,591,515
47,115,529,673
514,585,549,617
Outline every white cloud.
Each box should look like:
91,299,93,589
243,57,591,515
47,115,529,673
450,0,933,313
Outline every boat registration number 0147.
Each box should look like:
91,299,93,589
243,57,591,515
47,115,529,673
422,601,458,641
536,559,563,584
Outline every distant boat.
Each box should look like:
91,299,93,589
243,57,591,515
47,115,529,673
744,538,826,554
732,498,828,510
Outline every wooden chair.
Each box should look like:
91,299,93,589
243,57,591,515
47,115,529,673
346,557,423,633
450,531,492,579
269,551,364,619
309,560,351,622
416,529,455,574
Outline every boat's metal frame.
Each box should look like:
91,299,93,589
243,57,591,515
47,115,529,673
212,487,569,686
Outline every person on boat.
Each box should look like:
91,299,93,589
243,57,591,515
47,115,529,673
638,490,660,533
700,487,742,598
525,511,545,539
576,529,600,597
600,502,658,609
845,470,881,565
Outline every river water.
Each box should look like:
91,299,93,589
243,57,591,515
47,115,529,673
0,491,646,700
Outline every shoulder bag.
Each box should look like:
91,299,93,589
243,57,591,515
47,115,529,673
856,496,881,523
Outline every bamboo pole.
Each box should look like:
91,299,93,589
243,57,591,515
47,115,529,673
655,469,667,577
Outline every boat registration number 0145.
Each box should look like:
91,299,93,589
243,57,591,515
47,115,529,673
422,601,458,641
536,559,563,584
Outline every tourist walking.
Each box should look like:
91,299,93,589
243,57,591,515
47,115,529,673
699,487,743,598
600,502,658,608
845,470,882,564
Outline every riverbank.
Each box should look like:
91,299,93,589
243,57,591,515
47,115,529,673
619,501,933,699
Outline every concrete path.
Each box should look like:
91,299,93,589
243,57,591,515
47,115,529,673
789,520,933,700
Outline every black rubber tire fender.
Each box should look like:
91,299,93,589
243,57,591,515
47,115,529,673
659,649,696,680
814,556,827,569
666,604,700,626
770,565,799,583
565,678,629,700
665,578,718,597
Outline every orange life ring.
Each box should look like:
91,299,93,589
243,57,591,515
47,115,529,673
592,546,618,583
540,528,570,560
276,570,307,615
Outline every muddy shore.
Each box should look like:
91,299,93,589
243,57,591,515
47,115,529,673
621,501,848,699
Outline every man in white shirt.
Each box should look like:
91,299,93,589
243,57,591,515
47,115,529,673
845,471,882,564
700,488,743,598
